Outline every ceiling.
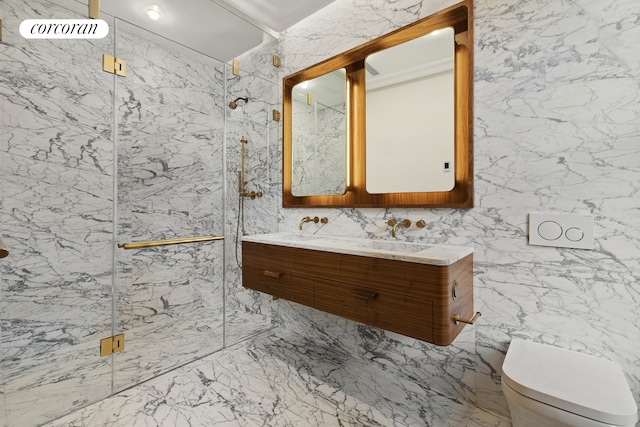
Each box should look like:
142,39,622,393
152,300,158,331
51,0,335,62
219,0,336,33
108,0,269,62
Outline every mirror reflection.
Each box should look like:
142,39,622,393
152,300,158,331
291,69,347,196
366,27,455,194
283,1,473,208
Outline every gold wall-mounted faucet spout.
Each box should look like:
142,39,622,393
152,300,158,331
387,219,411,237
299,216,320,230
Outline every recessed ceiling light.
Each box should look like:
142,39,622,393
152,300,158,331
145,5,162,21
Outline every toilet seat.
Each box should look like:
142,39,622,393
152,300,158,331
502,338,638,426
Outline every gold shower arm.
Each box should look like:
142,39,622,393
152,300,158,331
117,235,224,250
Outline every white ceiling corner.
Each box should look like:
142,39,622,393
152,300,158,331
48,0,335,62
219,0,336,32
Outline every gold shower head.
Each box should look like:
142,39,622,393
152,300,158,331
229,97,249,109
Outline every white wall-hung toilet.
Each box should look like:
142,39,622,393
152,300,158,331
501,338,638,427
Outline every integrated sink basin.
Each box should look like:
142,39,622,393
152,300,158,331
352,240,433,253
242,232,472,266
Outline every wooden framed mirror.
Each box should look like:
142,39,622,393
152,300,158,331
283,0,473,208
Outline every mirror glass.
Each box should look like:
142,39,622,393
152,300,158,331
291,69,347,196
283,1,473,208
366,27,455,194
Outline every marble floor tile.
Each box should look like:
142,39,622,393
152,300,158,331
43,328,510,427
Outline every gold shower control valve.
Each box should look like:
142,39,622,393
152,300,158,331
242,190,262,199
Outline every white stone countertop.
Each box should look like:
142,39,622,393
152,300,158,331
242,233,473,266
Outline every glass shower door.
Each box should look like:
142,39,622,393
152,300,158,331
111,18,227,391
0,1,116,426
0,3,228,424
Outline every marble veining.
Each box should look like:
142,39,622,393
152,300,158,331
3,0,640,425
223,41,283,349
242,232,473,265
42,328,511,427
0,0,115,176
113,24,229,393
1,0,253,424
277,0,640,422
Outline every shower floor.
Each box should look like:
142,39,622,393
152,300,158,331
43,328,510,427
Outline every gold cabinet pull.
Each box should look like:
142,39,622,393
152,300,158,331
351,290,378,300
264,270,282,279
453,312,481,325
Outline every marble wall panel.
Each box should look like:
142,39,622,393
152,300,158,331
1,155,114,427
1,1,116,425
2,0,249,424
473,0,640,415
113,28,228,391
0,0,115,176
275,0,640,419
224,65,281,347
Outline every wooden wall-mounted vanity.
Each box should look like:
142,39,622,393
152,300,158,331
242,234,476,346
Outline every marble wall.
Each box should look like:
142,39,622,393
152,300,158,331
224,35,282,347
0,1,281,425
112,23,228,391
274,0,640,419
0,2,116,425
2,0,638,424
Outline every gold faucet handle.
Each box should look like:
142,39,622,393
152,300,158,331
416,220,426,228
387,219,397,226
312,216,320,223
320,217,329,224
400,219,411,228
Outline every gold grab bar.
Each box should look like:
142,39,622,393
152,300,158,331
117,235,224,250
0,238,8,259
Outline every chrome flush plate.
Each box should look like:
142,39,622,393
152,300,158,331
529,212,594,250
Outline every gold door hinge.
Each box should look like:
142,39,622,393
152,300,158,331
100,333,125,356
88,0,100,19
272,55,281,68
232,59,240,76
272,109,281,122
102,54,126,77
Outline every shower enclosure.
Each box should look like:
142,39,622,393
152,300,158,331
0,1,279,425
